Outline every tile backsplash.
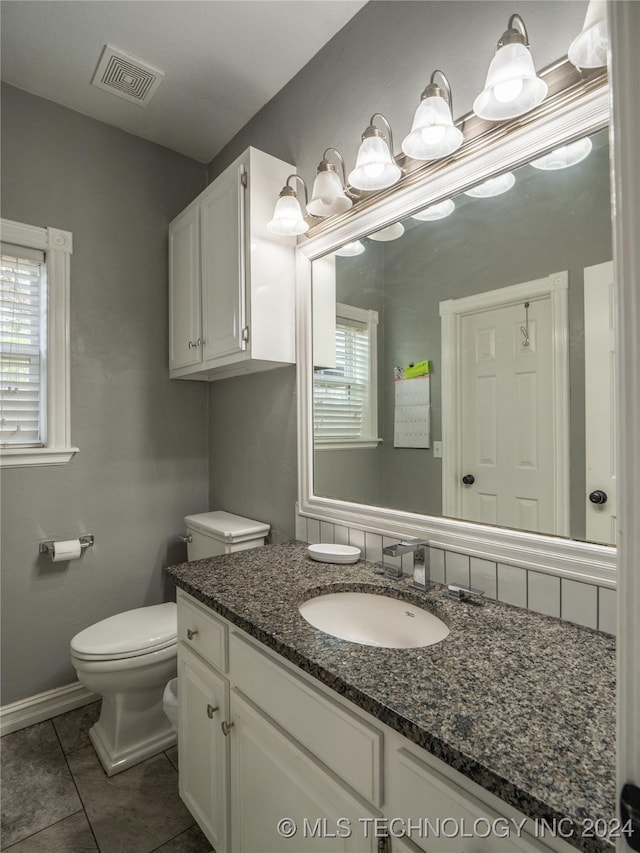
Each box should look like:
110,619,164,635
295,509,616,635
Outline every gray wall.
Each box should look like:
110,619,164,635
206,1,588,541
0,84,209,705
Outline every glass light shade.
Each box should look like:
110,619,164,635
348,135,401,191
402,96,463,160
267,194,307,236
335,240,365,257
568,0,608,68
473,43,548,120
307,169,352,217
412,199,456,221
464,172,516,198
368,222,405,242
531,137,593,171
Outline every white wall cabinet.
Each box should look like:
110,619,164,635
169,147,296,381
176,591,571,853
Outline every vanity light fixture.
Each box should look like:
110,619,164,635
402,71,463,161
267,175,309,236
530,137,593,170
412,198,456,221
464,172,516,198
307,148,352,218
568,0,608,69
368,222,405,242
348,113,402,192
335,240,365,257
473,14,548,121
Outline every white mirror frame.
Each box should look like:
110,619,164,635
296,75,615,587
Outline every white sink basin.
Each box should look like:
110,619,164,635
298,592,449,649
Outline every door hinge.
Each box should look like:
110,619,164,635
240,170,248,189
241,326,250,343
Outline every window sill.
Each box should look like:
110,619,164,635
314,439,382,451
0,447,79,468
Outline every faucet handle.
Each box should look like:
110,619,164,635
446,584,486,602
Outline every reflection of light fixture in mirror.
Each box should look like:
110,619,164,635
335,240,365,257
412,199,456,221
267,174,309,236
473,14,548,121
368,222,405,242
531,137,593,171
568,0,608,69
464,172,516,198
402,70,463,161
348,113,402,191
307,148,352,218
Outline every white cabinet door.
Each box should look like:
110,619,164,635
200,164,246,365
178,644,230,853
169,204,201,370
229,688,379,852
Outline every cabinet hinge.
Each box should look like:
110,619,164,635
240,170,248,189
241,326,250,343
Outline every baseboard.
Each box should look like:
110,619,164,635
0,682,99,737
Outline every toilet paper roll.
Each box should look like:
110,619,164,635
52,539,82,562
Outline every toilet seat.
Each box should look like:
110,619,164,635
71,602,177,661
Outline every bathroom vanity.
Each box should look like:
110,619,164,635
166,542,616,853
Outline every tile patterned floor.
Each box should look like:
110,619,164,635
0,702,213,852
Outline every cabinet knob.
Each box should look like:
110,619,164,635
221,720,235,736
188,340,196,349
589,490,608,505
197,338,202,347
206,704,219,719
462,474,475,485
186,628,198,640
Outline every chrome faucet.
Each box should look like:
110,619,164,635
381,539,433,592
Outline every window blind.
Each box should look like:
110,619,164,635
314,319,370,440
0,244,46,447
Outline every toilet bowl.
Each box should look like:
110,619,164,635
70,510,270,777
71,603,177,776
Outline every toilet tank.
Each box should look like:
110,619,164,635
184,511,270,560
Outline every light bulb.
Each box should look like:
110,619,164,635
412,199,456,221
267,194,307,236
530,137,593,171
349,122,402,191
464,172,516,198
493,78,524,104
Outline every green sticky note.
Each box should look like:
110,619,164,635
404,360,430,378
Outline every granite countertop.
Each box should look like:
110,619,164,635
165,541,616,853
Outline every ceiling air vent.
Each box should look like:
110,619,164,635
91,45,164,107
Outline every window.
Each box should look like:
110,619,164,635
0,218,76,467
313,303,379,449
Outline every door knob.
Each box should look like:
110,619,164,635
462,474,475,485
620,783,640,851
589,490,608,504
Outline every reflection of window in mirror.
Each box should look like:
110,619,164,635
314,304,379,450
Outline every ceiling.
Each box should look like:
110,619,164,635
0,1,367,163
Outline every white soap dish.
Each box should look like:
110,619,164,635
307,544,361,564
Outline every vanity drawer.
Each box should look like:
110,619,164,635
177,590,228,672
392,748,549,853
229,631,383,807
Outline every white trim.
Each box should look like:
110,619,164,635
0,682,98,737
296,80,616,586
440,272,570,537
0,218,77,468
609,0,640,836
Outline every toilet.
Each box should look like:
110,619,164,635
70,511,270,776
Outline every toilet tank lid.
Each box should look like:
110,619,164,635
70,603,177,657
184,510,270,542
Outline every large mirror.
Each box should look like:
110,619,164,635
311,127,615,545
297,70,615,580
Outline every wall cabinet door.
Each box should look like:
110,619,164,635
168,204,201,370
200,164,246,365
177,643,230,853
229,688,379,852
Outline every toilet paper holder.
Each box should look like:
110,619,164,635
39,534,94,557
